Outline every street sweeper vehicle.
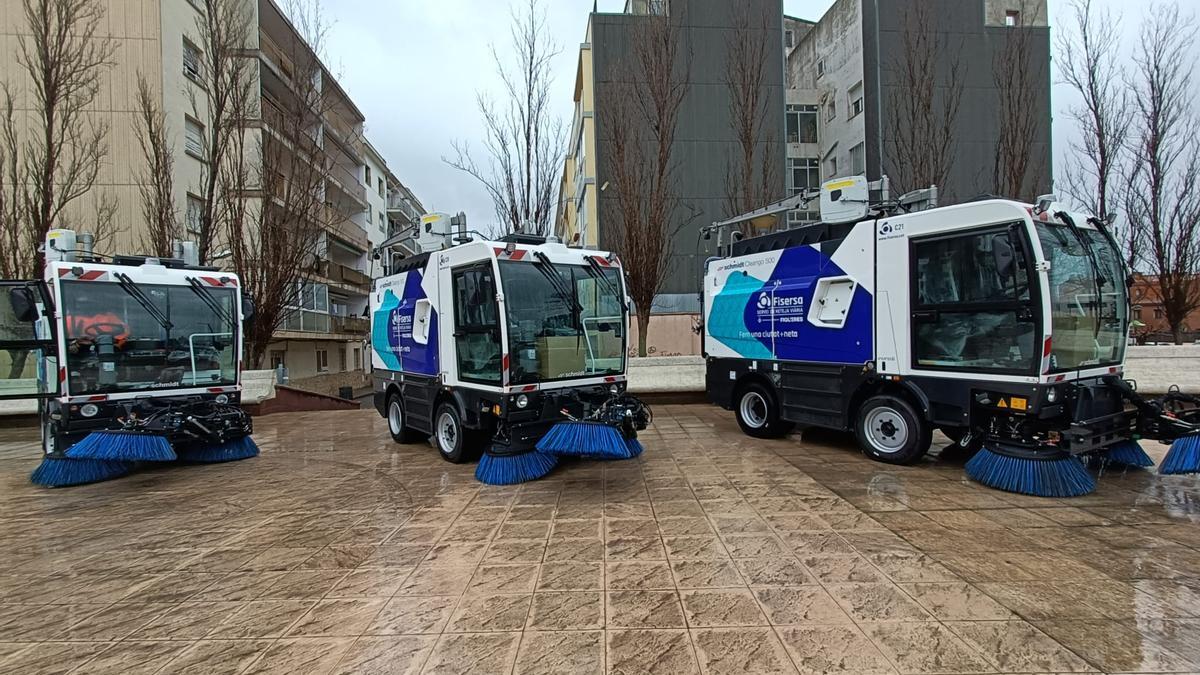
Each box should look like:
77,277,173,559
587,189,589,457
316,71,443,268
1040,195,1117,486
1,229,259,487
702,176,1200,497
369,213,649,485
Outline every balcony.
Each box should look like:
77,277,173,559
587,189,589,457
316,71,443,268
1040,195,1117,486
326,261,371,292
332,315,369,334
329,161,368,206
324,205,368,252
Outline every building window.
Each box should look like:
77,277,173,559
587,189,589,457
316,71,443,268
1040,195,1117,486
576,184,589,245
825,98,836,122
786,104,818,144
786,157,820,224
827,156,838,177
368,204,373,222
338,347,347,372
378,213,385,233
1005,10,1020,26
1155,308,1165,319
270,350,286,369
184,117,205,158
317,349,329,372
364,165,372,185
377,177,385,198
850,142,866,175
353,347,361,369
784,29,794,49
183,39,203,82
185,194,203,235
817,59,825,78
848,82,864,118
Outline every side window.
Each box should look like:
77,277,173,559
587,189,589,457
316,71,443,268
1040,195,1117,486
452,266,501,383
910,226,1038,373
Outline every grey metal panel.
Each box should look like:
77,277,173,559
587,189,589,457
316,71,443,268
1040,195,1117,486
591,0,787,297
871,0,1053,202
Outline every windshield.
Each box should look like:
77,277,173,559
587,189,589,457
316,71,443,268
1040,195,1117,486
61,280,238,394
1035,223,1127,371
498,261,625,383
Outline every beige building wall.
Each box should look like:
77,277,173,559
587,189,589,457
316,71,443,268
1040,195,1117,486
556,28,599,249
0,0,164,256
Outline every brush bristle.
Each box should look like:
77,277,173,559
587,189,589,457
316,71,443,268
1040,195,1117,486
626,438,644,458
965,446,1096,497
1160,434,1200,475
64,431,176,462
1087,440,1155,469
536,422,633,459
30,457,134,487
177,436,260,463
475,449,558,485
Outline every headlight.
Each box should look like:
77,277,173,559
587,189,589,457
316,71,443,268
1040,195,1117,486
79,403,99,418
516,394,528,409
609,384,620,396
215,394,229,404
1045,387,1058,403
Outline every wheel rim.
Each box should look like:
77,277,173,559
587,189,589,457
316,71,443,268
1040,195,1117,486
739,391,769,429
437,412,458,452
864,407,909,454
388,401,403,435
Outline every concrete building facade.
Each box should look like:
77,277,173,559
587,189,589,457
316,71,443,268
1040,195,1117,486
0,0,422,387
784,0,1051,210
556,0,786,311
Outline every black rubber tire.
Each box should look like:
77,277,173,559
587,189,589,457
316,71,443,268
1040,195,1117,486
386,393,427,444
433,402,470,463
855,395,930,465
734,382,795,439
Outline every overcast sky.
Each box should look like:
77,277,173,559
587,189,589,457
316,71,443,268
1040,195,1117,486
322,0,1197,228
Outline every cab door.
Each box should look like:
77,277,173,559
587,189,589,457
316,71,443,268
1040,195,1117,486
0,281,58,400
450,263,502,386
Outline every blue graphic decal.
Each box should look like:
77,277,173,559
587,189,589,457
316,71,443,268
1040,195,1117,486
710,246,873,364
371,270,440,376
708,269,774,359
371,289,401,370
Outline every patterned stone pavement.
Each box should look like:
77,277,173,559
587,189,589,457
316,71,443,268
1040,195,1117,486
1,405,1200,674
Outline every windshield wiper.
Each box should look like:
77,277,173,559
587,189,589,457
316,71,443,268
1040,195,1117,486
114,272,173,330
531,252,583,315
186,277,234,327
1055,212,1109,340
583,256,624,305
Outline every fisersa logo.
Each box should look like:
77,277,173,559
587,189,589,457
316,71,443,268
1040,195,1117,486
757,292,803,309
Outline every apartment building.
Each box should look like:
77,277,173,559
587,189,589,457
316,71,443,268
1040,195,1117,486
0,0,422,387
783,0,1051,216
556,0,786,311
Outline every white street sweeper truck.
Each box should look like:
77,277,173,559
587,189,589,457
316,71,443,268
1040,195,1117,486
369,213,649,485
701,176,1200,497
2,229,258,487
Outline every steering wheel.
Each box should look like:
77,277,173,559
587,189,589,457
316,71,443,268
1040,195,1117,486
84,322,127,339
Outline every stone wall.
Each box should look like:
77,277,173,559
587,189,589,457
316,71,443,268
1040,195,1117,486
288,370,371,399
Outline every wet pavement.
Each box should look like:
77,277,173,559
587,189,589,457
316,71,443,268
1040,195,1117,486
0,405,1199,674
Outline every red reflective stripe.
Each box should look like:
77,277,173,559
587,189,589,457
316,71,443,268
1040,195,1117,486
509,250,527,261
522,385,536,392
200,276,223,286
76,270,105,281
58,368,66,383
591,256,611,267
502,354,510,386
604,376,616,382
1042,337,1052,357
57,268,70,277
493,247,505,257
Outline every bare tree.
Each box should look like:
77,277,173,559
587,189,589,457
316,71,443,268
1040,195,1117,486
133,75,179,259
601,11,691,357
189,0,259,264
1057,0,1131,223
0,0,117,278
723,2,779,217
225,0,345,367
445,0,565,236
1124,3,1200,344
993,0,1047,201
882,1,965,198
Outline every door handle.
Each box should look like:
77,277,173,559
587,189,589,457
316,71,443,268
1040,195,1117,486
912,310,939,322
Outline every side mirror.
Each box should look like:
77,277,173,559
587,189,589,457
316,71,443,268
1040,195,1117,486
8,287,37,323
241,294,256,326
992,234,1015,279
